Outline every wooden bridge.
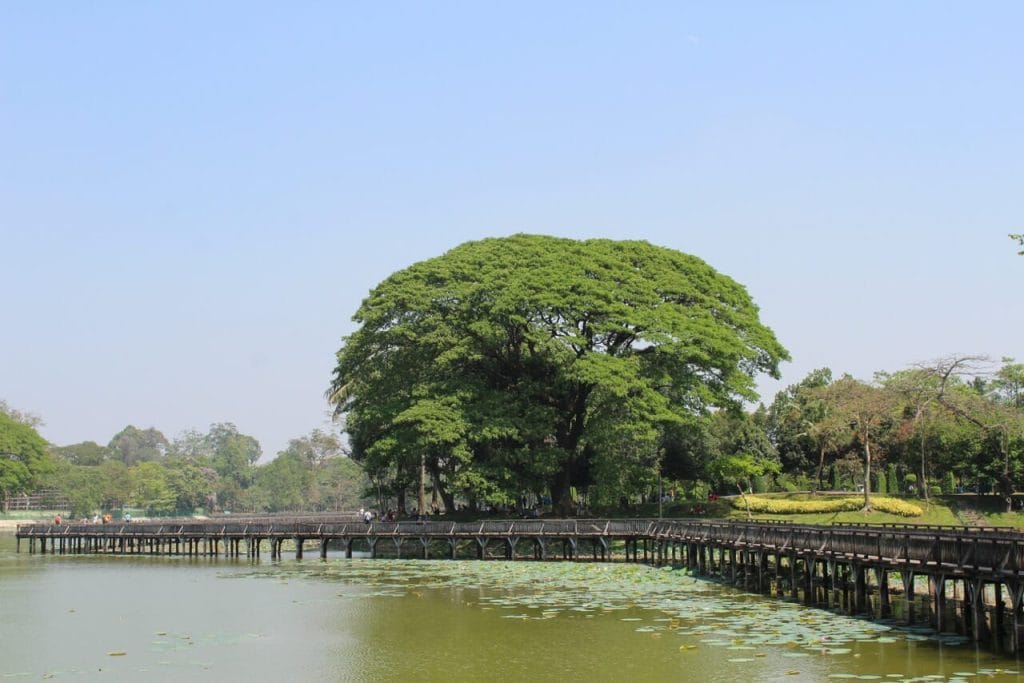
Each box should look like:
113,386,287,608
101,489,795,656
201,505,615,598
17,517,1024,654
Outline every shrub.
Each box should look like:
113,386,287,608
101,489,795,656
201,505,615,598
776,473,812,493
886,464,899,495
875,470,887,495
732,495,923,517
871,497,926,516
942,472,956,495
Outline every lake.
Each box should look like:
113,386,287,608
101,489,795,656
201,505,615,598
1,534,1021,682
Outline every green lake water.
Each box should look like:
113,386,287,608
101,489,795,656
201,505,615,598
1,534,1022,682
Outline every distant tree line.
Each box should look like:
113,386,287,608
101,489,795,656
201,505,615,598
762,356,1024,512
0,405,370,517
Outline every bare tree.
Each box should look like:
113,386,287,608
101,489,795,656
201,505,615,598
920,355,1023,512
879,369,944,502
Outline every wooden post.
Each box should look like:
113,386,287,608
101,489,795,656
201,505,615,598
854,564,867,614
994,582,1005,652
930,574,946,633
969,579,985,642
1008,581,1024,655
803,557,814,605
876,568,891,618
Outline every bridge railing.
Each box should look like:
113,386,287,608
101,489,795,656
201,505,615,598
17,518,1024,572
657,521,1024,573
831,521,1019,534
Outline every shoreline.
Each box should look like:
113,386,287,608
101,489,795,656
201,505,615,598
0,519,41,533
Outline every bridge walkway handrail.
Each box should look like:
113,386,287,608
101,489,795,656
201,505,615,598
16,518,1024,572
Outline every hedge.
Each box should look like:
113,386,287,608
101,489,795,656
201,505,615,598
732,495,924,517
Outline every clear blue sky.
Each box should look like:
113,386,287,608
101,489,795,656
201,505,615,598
2,3,1020,459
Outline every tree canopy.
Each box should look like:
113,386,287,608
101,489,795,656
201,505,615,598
0,412,50,510
108,426,169,465
329,234,789,512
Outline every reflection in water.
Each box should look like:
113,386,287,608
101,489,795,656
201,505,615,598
0,535,1021,682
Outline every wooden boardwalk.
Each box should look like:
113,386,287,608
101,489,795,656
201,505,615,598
17,517,1024,653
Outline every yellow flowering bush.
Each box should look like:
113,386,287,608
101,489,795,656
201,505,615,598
733,496,923,517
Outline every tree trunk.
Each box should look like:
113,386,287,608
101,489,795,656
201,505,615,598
550,464,573,517
430,467,456,514
1002,435,1014,513
920,430,929,503
737,483,751,519
813,445,826,494
863,434,872,511
550,386,590,517
417,454,426,517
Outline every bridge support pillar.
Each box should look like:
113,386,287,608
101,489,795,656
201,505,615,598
929,573,947,632
826,561,836,608
756,551,765,594
875,568,891,618
803,557,814,605
853,564,867,614
993,582,1005,652
901,570,915,623
1007,581,1024,654
968,579,986,642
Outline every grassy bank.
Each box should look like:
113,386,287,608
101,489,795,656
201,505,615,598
627,493,1023,528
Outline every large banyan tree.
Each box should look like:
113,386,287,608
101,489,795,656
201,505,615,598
329,234,788,513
